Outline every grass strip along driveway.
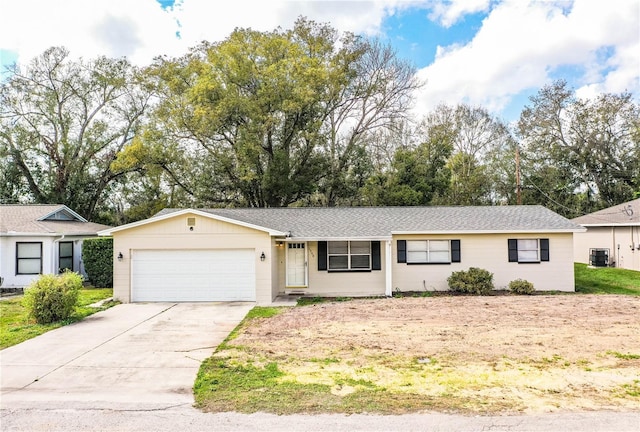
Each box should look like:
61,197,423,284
195,266,640,415
0,288,115,349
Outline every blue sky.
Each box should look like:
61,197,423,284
1,0,638,122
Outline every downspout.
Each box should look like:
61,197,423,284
52,234,65,274
613,227,618,268
385,240,393,297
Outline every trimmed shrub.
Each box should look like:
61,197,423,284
508,278,535,295
82,237,113,287
447,267,494,295
23,272,82,324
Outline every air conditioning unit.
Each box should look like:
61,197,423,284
589,248,609,267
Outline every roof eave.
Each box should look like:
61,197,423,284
579,223,640,227
98,208,287,237
286,236,392,241
391,228,586,235
0,232,102,237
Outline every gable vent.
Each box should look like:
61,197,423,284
187,217,196,227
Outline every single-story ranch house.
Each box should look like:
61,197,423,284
98,205,584,303
572,198,640,271
0,205,112,289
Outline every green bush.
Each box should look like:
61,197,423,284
508,278,535,295
447,267,494,295
23,272,82,324
82,237,113,287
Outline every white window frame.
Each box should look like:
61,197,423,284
517,239,539,263
406,240,451,264
327,241,371,271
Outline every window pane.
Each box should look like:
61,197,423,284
518,250,539,261
328,241,348,254
407,251,428,263
429,240,450,252
18,259,40,274
328,255,348,269
18,243,41,258
518,239,538,251
350,241,370,254
59,242,73,257
351,255,370,269
407,241,427,252
430,251,450,262
59,257,73,271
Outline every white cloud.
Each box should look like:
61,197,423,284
0,0,182,65
1,0,637,121
0,0,412,66
412,0,640,118
428,0,491,27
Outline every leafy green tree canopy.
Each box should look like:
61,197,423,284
0,47,151,220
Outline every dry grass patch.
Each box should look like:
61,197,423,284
195,295,640,414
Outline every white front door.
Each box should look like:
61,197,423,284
286,243,307,287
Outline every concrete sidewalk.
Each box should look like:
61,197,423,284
1,302,253,410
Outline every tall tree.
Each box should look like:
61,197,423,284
134,18,421,208
320,39,422,206
0,47,151,220
138,18,350,208
361,115,453,206
518,80,640,213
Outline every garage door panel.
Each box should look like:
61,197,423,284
132,249,255,302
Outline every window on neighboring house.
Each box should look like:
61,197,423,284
397,240,461,264
16,242,43,275
318,241,381,272
59,241,73,272
508,239,549,263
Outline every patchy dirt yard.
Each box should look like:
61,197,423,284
216,295,640,414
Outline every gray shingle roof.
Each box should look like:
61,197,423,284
157,205,582,239
572,198,640,226
0,205,111,235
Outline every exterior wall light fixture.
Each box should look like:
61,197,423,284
260,252,266,261
117,252,123,261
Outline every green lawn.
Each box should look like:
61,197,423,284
575,263,640,295
0,288,116,349
195,264,640,415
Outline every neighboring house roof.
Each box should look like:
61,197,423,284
0,204,111,236
101,205,582,240
571,198,640,227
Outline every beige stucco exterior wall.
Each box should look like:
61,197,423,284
392,233,576,292
274,241,387,297
574,226,640,271
111,212,274,303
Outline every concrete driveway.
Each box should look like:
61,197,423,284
0,302,253,410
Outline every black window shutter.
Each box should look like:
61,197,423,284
508,239,518,262
540,238,550,262
318,241,327,270
451,240,461,263
397,240,406,263
371,241,381,270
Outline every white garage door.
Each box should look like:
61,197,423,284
131,249,255,302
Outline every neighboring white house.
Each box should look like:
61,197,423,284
572,198,640,271
0,205,112,288
98,205,584,304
